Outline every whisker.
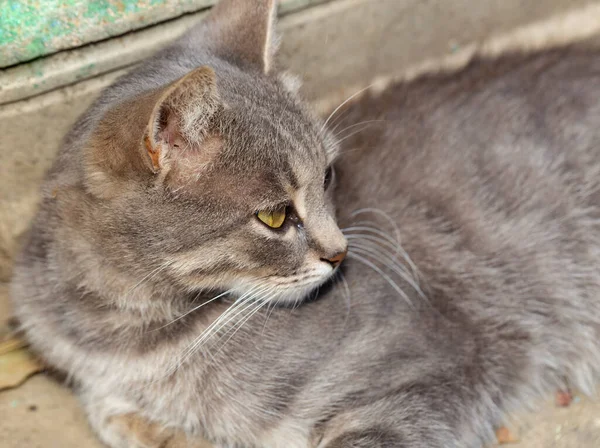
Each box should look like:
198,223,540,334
146,289,233,333
349,242,427,302
212,295,272,355
333,120,385,140
349,242,411,283
344,225,399,249
343,224,419,280
343,224,403,259
334,125,376,146
321,84,374,134
132,287,265,390
327,107,352,135
347,252,415,309
166,285,266,373
262,298,279,336
181,287,266,356
212,287,276,344
333,146,369,160
351,208,402,251
344,231,420,283
337,270,352,326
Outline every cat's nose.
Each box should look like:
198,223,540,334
321,248,347,268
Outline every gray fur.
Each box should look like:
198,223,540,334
10,0,600,447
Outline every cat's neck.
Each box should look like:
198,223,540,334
52,241,232,354
57,235,199,324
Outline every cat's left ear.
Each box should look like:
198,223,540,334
204,0,279,74
145,66,221,173
84,67,221,198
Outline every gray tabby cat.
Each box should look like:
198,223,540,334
10,0,600,446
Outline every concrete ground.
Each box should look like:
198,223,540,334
2,285,600,447
1,374,599,448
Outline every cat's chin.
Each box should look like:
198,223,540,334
235,264,338,307
262,282,327,307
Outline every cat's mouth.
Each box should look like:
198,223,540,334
237,262,338,306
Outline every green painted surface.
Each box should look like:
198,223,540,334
0,0,323,69
0,0,329,103
0,0,215,68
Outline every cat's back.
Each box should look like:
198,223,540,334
335,48,600,322
336,48,600,212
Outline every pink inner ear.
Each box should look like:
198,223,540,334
166,130,187,151
158,109,188,150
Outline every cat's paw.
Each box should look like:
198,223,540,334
101,413,177,448
81,393,211,448
100,413,211,448
324,429,406,448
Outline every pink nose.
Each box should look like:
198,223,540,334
321,249,347,268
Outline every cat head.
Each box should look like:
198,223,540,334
80,0,347,305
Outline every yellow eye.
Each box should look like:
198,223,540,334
256,207,287,229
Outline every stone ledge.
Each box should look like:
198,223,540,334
0,0,327,69
0,0,329,104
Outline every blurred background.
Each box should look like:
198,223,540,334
1,0,600,446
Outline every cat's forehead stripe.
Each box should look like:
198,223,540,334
288,168,300,190
291,187,307,221
246,99,323,163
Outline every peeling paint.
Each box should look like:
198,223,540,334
0,0,326,68
0,0,218,68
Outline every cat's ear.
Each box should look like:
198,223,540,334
204,0,279,74
144,66,221,173
85,66,221,198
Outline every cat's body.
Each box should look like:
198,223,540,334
10,0,600,446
